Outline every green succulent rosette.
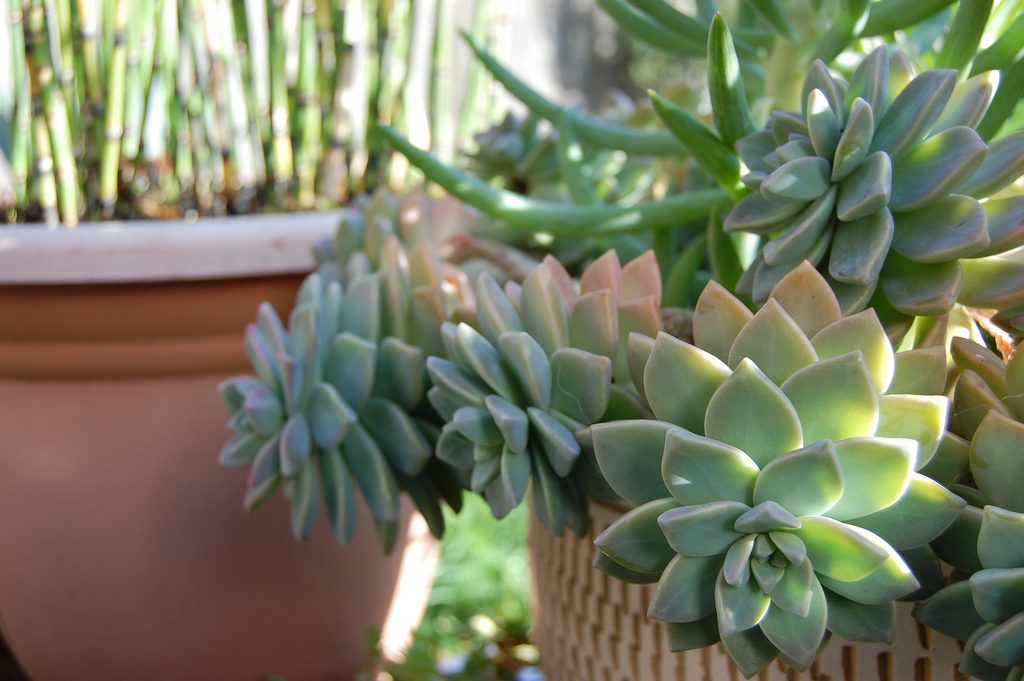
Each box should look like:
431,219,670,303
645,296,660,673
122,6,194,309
218,212,463,553
591,262,965,677
431,250,663,537
915,506,1024,681
725,46,1024,318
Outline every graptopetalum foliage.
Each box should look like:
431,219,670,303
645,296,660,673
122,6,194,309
431,249,663,537
590,262,965,677
218,192,464,552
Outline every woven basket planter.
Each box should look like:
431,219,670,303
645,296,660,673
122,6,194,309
529,498,971,681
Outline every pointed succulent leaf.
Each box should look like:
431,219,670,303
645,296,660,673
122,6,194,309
870,69,958,163
249,432,282,488
569,290,617,361
707,13,755,146
644,333,731,434
648,552,724,623
319,446,357,545
826,438,915,521
716,571,772,638
875,393,948,469
593,549,661,584
539,255,578,310
426,356,490,410
243,472,281,513
952,338,1007,398
723,192,806,234
288,460,320,542
933,71,999,132
591,419,675,505
762,574,827,668
975,613,1024,667
957,371,1014,441
801,60,844,121
832,98,875,183
919,430,970,488
662,429,759,506
729,300,818,385
339,274,382,342
973,567,1024,625
961,131,1024,199
736,130,777,174
914,579,983,640
498,332,552,411
783,353,880,444
838,154,893,225
243,385,285,436
279,413,312,478
720,625,779,679
827,590,896,643
667,614,722,651
754,441,844,517
453,407,504,446
627,333,655,402
850,473,965,550
650,90,742,193
880,253,963,317
817,542,920,603
486,395,529,454
519,265,569,356
220,432,266,467
595,497,679,574
972,412,1024,514
616,297,662,383
500,448,532,510
751,555,786,595
844,47,888,119
979,506,1024,570
475,272,525,346
531,454,572,538
735,501,801,534
791,516,889,582
245,325,283,394
308,383,357,449
343,422,400,523
360,397,432,476
660,501,751,557
960,256,1024,310
978,197,1024,257
453,323,522,404
622,250,663,306
436,425,475,469
549,348,611,424
484,469,517,520
811,310,894,393
768,262,842,339
889,346,947,397
723,534,755,587
775,139,816,165
219,376,264,413
372,338,425,412
324,333,377,410
471,453,502,493
932,505,984,574
527,407,581,477
579,250,622,301
807,89,841,161
693,280,754,364
889,127,989,212
762,189,837,267
706,359,803,468
960,623,1013,680
761,157,832,203
829,208,894,287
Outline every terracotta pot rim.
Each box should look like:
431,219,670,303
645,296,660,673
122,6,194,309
0,211,348,284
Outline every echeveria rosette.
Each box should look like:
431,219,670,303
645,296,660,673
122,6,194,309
726,46,1024,318
219,247,462,553
431,250,663,537
591,263,965,677
915,507,1024,681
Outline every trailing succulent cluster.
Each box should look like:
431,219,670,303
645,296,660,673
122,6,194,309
725,46,1024,318
432,250,663,536
590,262,965,676
218,194,463,552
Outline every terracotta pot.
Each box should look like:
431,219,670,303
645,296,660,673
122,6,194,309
0,215,439,681
529,498,970,681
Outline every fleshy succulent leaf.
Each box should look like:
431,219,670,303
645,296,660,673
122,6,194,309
549,348,612,425
644,333,731,435
810,310,894,393
519,265,569,356
716,571,771,639
648,552,724,623
869,69,957,163
849,474,965,550
753,440,844,517
659,501,751,557
693,280,754,364
595,497,680,574
825,437,914,521
662,429,759,507
528,407,582,477
761,574,827,668
781,352,880,444
875,393,948,469
979,506,1024,570
791,516,889,582
498,332,552,411
971,412,1024,514
729,300,818,385
319,446,358,545
592,420,676,506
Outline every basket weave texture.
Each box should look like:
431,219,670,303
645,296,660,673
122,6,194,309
528,498,972,681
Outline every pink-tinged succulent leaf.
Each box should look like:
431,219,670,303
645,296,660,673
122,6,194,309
425,356,489,410
716,571,772,638
662,429,759,507
474,272,524,346
850,474,965,550
627,332,656,402
288,460,320,541
791,516,889,582
595,497,680,574
645,333,731,435
693,280,754,364
959,256,1024,311
875,393,948,469
811,310,894,393
832,98,874,183
889,346,946,396
659,501,751,557
829,209,893,287
622,250,663,307
519,265,570,356
616,297,662,383
869,69,957,163
527,407,581,477
890,127,989,212
961,131,1024,199
319,446,357,545
720,626,780,679
580,250,623,302
980,506,1024,570
729,300,818,385
705,359,803,468
648,552,724,623
769,262,842,339
782,353,880,443
826,591,896,643
761,573,827,667
754,441,844,518
245,324,283,394
549,348,612,424
540,254,579,310
569,289,617,361
498,332,552,411
836,152,892,221
825,437,914,521
592,420,676,506
972,567,1024,624
308,383,357,449
891,195,989,264
957,370,1014,441
975,612,1024,668
256,301,290,355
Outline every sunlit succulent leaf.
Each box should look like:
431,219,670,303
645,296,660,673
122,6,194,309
762,574,827,668
720,625,779,678
933,71,999,132
693,280,754,364
425,356,490,410
761,157,832,203
782,353,880,443
791,516,888,582
662,428,759,506
768,555,814,616
876,393,948,469
869,69,957,163
975,613,1024,668
811,310,894,393
659,501,751,557
979,506,1024,570
723,534,755,587
549,348,612,424
880,252,963,316
592,420,676,506
644,333,731,434
832,98,875,183
977,197,1024,258
616,297,662,383
569,290,617,361
807,89,841,161
890,128,989,213
528,407,581,477
319,446,357,545
716,571,772,638
825,438,914,521
595,497,679,574
959,256,1024,310
627,333,656,402
826,590,896,642
763,188,836,267
815,538,919,603
961,131,1024,199
972,412,1024,515
729,300,818,385
957,370,1015,441
723,192,805,234
498,331,552,411
706,359,803,468
888,346,947,396
648,552,724,623
580,250,623,300
851,474,965,550
836,151,892,222
735,501,801,534
829,209,894,287
707,13,756,146
519,265,569,356
844,47,888,120
754,440,844,517
769,261,842,339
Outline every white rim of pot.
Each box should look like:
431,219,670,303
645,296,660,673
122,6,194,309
0,210,347,283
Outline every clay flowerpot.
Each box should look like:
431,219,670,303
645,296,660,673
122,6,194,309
529,498,969,681
0,214,438,681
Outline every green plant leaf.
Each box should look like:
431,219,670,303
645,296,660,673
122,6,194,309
792,516,888,582
763,188,837,267
869,69,958,163
486,394,530,454
593,549,661,584
519,265,569,356
960,623,1013,680
500,447,532,511
549,348,612,424
729,300,819,385
977,196,1024,257
815,536,919,603
319,446,357,545
476,272,525,346
592,420,676,506
826,437,915,521
959,256,1024,310
808,89,842,161
875,393,948,469
836,152,892,221
913,579,982,640
527,407,581,477
249,433,282,488
893,196,989,266
782,352,880,444
707,13,756,146
735,501,801,534
890,127,989,212
595,497,680,574
832,98,875,183
716,570,772,638
881,251,964,316
453,323,522,404
932,71,999,133
979,506,1024,569
973,567,1024,625
660,501,751,557
245,325,283,395
932,504,984,573
761,574,827,668
740,0,797,39
766,555,814,617
373,338,425,411
220,432,267,467
308,383,357,449
933,0,993,73
498,331,552,411
724,191,806,234
344,422,400,524
975,613,1024,668
706,359,804,468
971,411,1024,514
649,553,725,622
961,132,1024,198
326,333,378,410
754,440,844,517
667,613,722,651
761,157,832,203
426,356,490,410
359,398,432,476
724,534,756,587
826,589,896,642
720,624,779,678
243,385,285,436
850,473,965,550
662,428,759,506
644,333,731,434
829,208,894,287
280,413,312,478
693,280,754,365
288,460,320,542
453,406,504,446
844,47,889,121
436,425,475,469
340,274,382,343
569,290,617,362
769,261,843,339
472,453,502,494
811,310,894,393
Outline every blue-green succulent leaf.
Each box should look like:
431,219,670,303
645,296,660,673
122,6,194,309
454,323,522,404
810,310,894,393
829,208,894,287
961,132,1024,199
735,501,801,534
792,516,889,582
339,274,382,343
836,151,892,222
761,157,832,203
720,625,780,678
826,590,896,642
716,571,771,638
498,332,552,411
972,412,1024,515
875,393,948,469
436,424,476,469
325,333,378,410
889,127,989,212
666,614,722,651
754,440,844,517
980,506,1024,570
913,575,982,640
243,385,285,436
595,497,680,574
692,280,754,365
827,437,914,521
319,446,357,545
807,89,841,161
766,556,814,617
723,192,806,234
549,348,612,424
662,429,759,507
762,189,837,267
220,432,266,467
870,69,958,163
359,397,432,476
501,448,532,510
816,535,919,603
453,407,504,446
782,353,880,444
288,460,320,541
978,197,1024,258
519,265,569,356
976,613,1024,668
426,356,490,410
750,557,785,595
644,333,731,435
832,98,875,183
593,549,661,584
592,420,676,506
373,338,425,412
527,407,581,477
486,395,530,454
844,47,888,121
344,422,400,523
891,195,989,264
849,473,965,550
249,432,281,487
569,290,618,362
706,359,803,468
724,534,756,587
729,300,818,385
973,568,1024,625
472,454,502,494
761,574,827,668
279,413,312,478
660,501,751,557
476,272,524,346
961,623,1014,681
245,324,283,394
648,552,724,622
771,531,807,566
308,383,357,449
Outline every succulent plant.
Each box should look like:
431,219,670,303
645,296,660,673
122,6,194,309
723,45,1024,318
590,261,965,677
219,200,465,552
431,249,663,536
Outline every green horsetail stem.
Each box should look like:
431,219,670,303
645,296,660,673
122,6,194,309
268,0,293,186
861,0,956,36
595,0,706,57
934,0,993,73
380,125,733,236
457,0,491,152
432,0,455,163
31,116,58,224
12,68,30,205
294,0,320,207
463,34,688,157
98,0,126,217
971,11,1024,75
